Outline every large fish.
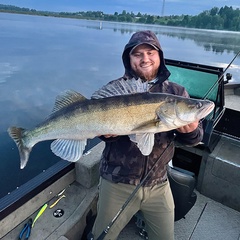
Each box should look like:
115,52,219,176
8,79,214,169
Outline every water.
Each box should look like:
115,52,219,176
0,12,240,199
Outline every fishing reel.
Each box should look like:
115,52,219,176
224,73,232,84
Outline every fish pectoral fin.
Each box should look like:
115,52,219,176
132,119,161,132
129,133,155,156
50,139,87,162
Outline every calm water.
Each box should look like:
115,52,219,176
0,12,240,198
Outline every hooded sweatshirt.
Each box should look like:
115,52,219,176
122,30,171,83
95,31,203,186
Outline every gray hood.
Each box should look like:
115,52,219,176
122,30,171,83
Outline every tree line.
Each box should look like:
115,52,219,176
0,4,240,31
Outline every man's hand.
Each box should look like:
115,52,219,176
176,120,199,133
103,134,118,138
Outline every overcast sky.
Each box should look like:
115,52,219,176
1,0,240,16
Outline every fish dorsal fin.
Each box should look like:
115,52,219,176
52,90,87,113
92,78,149,99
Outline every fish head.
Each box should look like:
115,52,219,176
175,98,215,122
157,96,215,128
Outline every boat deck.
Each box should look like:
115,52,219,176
2,181,240,240
119,191,240,240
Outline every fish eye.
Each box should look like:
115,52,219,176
196,102,203,109
166,97,174,103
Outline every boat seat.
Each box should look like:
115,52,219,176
167,165,197,221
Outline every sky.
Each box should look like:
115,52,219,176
0,0,240,16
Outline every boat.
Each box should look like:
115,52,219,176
0,58,240,240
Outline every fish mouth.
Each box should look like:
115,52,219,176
198,101,215,119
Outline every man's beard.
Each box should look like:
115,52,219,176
134,68,159,81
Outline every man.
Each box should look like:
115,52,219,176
90,30,203,240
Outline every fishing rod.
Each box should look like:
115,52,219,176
203,50,240,100
91,51,240,240
201,50,240,123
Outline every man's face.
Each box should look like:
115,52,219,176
129,44,160,81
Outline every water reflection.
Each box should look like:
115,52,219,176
84,21,240,56
80,21,240,84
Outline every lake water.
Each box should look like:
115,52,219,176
0,12,240,198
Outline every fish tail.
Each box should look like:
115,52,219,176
8,127,32,169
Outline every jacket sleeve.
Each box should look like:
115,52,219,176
174,122,204,146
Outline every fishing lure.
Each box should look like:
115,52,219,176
49,194,66,209
32,203,48,227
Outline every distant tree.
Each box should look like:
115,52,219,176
210,7,219,16
121,10,127,15
1,3,240,32
136,12,142,17
137,17,146,23
126,15,133,22
118,15,126,22
146,15,154,24
211,15,223,29
182,15,190,26
104,14,117,21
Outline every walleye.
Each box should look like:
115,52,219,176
8,79,214,169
